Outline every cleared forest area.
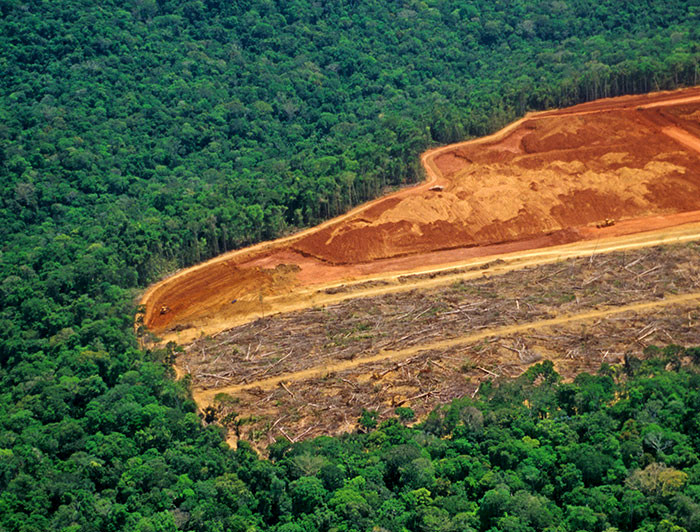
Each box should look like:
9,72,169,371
180,242,700,447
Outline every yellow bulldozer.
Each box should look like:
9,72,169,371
596,218,615,229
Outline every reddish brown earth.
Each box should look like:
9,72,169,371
141,87,700,342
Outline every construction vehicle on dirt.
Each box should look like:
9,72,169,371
596,218,615,228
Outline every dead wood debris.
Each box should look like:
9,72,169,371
180,244,700,449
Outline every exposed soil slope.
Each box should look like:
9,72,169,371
141,87,700,342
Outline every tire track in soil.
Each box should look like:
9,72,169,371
194,291,700,404
661,126,700,154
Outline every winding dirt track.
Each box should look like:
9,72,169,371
141,87,700,344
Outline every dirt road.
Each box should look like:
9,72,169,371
662,126,700,153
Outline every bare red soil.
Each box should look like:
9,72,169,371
141,87,700,340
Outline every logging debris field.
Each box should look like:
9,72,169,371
180,243,700,448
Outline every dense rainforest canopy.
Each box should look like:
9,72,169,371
1,0,700,530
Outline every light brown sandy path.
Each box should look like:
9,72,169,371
640,94,700,109
535,87,700,116
162,219,700,344
194,291,700,404
662,126,700,153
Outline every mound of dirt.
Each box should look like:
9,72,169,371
293,101,700,265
